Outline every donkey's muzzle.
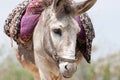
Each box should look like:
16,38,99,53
59,62,77,78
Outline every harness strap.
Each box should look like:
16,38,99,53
9,21,14,47
56,56,77,63
45,48,77,64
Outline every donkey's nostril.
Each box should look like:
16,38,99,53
65,65,68,70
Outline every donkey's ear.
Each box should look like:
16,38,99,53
53,0,64,10
72,0,96,16
53,0,72,13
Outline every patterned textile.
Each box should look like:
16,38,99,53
76,14,95,63
82,13,95,63
4,0,95,63
4,0,32,43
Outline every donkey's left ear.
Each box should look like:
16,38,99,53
53,0,65,11
72,0,97,16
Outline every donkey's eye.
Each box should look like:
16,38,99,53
53,29,62,36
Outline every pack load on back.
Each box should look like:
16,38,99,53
4,0,31,43
4,0,51,43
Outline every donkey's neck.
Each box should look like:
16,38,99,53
35,50,63,80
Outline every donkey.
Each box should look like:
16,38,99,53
32,0,96,80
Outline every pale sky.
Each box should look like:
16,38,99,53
0,0,120,62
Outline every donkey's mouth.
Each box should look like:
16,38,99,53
62,71,73,78
62,68,76,78
63,74,72,78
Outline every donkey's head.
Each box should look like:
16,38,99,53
34,0,96,78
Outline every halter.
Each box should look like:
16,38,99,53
51,50,77,63
44,47,77,63
43,31,77,64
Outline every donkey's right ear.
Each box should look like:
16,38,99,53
72,0,97,16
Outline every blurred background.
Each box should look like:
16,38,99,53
0,0,120,80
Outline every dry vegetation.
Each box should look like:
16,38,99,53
0,48,120,80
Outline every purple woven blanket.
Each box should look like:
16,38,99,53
20,0,85,42
20,0,45,41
